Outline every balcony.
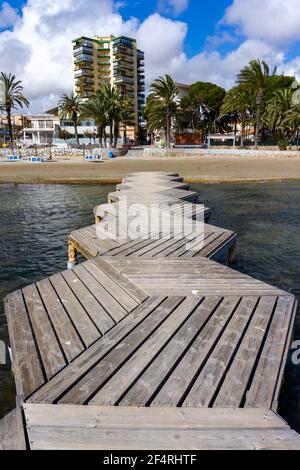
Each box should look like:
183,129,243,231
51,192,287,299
115,75,134,85
98,60,110,66
113,38,134,48
113,46,134,56
76,80,94,89
73,46,93,56
113,68,134,79
76,79,94,87
98,79,110,86
74,54,93,64
73,39,93,49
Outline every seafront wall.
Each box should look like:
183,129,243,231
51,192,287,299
141,148,300,158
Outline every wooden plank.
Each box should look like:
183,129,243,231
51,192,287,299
24,404,300,450
4,291,44,399
28,296,166,404
120,296,222,406
24,404,286,429
213,296,277,407
49,273,100,347
151,296,241,406
22,284,67,379
91,257,148,303
36,278,84,362
61,269,116,334
89,296,205,405
245,295,296,408
59,297,184,405
0,407,27,450
183,296,259,407
26,427,300,450
73,264,130,321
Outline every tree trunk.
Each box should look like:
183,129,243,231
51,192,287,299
166,108,170,148
234,115,237,147
6,107,14,152
113,124,119,148
240,111,245,147
97,125,103,148
109,121,113,147
74,120,79,144
123,126,127,144
255,91,263,149
103,127,107,148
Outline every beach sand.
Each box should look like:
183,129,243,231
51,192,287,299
1,154,300,184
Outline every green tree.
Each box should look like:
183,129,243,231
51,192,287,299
144,74,179,147
80,89,108,148
0,72,29,152
58,127,71,144
119,96,135,144
282,102,300,144
263,88,294,138
220,85,253,146
58,92,82,144
237,59,282,147
101,84,124,148
180,81,226,139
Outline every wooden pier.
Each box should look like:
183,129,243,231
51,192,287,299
1,171,299,450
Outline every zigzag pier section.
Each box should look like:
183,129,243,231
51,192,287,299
1,172,300,450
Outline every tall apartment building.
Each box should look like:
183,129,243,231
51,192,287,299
72,35,145,142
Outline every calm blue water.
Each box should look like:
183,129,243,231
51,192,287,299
0,181,299,431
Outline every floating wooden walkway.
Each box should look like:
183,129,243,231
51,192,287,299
1,171,299,450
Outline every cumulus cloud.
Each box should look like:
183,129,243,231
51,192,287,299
136,14,187,82
158,0,189,16
0,2,20,28
1,0,300,112
223,0,300,47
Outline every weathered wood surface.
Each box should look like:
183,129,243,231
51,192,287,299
24,404,300,450
25,261,295,411
4,258,148,400
107,258,286,296
69,223,235,261
3,171,299,450
0,407,27,450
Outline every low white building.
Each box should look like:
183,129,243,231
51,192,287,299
22,114,59,145
175,82,190,101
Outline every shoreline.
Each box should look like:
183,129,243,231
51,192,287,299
2,177,300,185
1,154,300,184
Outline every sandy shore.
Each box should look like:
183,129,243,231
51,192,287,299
1,154,300,184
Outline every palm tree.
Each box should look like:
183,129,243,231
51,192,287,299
58,92,82,144
237,59,281,147
57,127,71,145
119,96,135,144
145,75,178,147
263,88,294,138
0,72,29,151
282,102,300,145
220,85,252,146
80,89,108,148
101,85,123,147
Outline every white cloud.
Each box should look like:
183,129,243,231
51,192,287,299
223,0,300,47
1,0,300,112
153,38,285,90
136,14,187,83
0,2,20,28
158,0,189,16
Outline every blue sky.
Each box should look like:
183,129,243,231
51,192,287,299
120,0,234,57
1,0,300,111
